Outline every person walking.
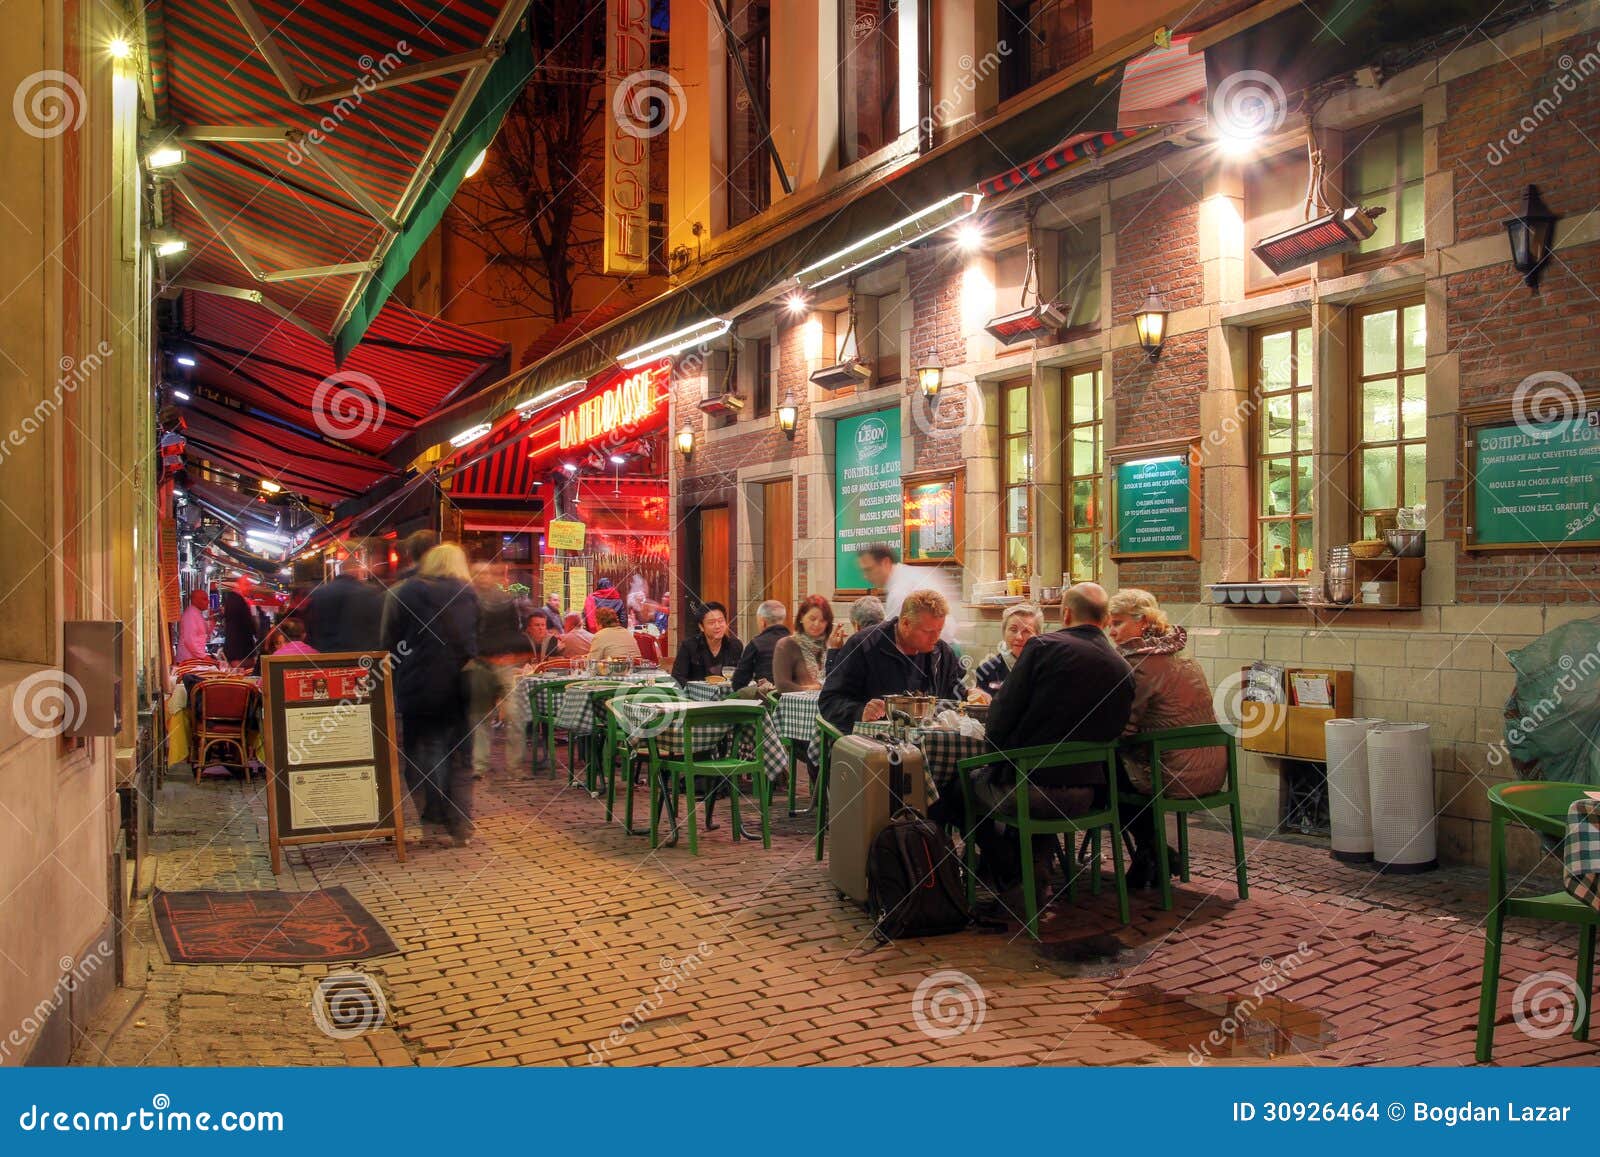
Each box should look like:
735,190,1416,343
382,543,480,846
468,560,534,779
305,561,385,652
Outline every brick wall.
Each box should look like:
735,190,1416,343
1112,182,1204,319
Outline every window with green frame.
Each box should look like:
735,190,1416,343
1063,367,1101,582
1354,299,1426,538
1001,379,1031,576
1253,321,1314,580
1345,115,1424,257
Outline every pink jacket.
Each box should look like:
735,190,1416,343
1119,626,1228,798
177,605,210,662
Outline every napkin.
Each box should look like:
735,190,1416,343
933,709,986,738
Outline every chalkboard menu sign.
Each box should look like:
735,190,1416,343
260,651,406,872
902,468,964,565
835,407,903,590
1467,414,1600,549
1110,446,1200,559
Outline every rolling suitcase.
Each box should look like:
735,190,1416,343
826,733,928,904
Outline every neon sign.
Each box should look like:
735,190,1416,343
558,365,666,450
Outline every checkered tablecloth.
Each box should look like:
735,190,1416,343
809,721,991,804
1564,795,1600,910
683,681,732,702
519,674,585,718
775,691,820,744
610,697,787,782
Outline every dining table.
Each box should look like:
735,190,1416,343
682,680,733,702
608,693,789,783
807,717,991,804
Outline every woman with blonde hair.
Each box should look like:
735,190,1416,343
966,603,1043,702
382,542,480,845
1106,588,1226,888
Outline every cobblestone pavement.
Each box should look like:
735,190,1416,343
75,749,1600,1068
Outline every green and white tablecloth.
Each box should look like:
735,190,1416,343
683,681,732,702
807,719,991,803
1564,795,1600,910
610,697,788,782
775,691,820,744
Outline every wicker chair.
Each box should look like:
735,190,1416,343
191,678,259,780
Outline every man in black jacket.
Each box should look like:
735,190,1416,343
819,590,963,730
671,601,743,684
731,599,790,691
305,562,385,652
971,582,1135,899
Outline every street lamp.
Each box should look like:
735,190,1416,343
676,423,694,458
916,361,943,399
1133,286,1169,361
776,392,798,436
1504,184,1557,289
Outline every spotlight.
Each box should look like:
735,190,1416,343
956,223,984,252
154,238,187,258
174,355,197,368
172,390,191,401
146,147,185,170
108,38,132,60
463,149,487,179
785,293,808,316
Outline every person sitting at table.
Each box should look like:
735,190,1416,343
1107,587,1226,888
176,590,211,662
558,612,593,659
819,589,964,732
671,601,743,684
966,603,1043,702
773,595,834,692
269,617,317,655
969,583,1135,906
527,613,561,662
732,599,790,691
587,608,642,662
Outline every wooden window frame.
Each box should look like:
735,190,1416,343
1000,377,1032,577
751,335,774,418
1249,320,1315,580
1350,296,1426,539
1341,113,1424,270
1061,365,1102,583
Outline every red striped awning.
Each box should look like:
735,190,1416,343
151,0,529,347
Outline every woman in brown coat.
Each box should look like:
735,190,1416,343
1107,588,1227,886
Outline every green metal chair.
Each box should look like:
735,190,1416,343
1476,780,1599,1063
762,691,812,818
527,675,583,777
1117,724,1249,911
603,688,685,835
957,741,1129,937
646,702,770,855
584,686,625,796
814,717,842,861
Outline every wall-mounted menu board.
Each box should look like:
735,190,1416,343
1466,413,1600,550
902,468,964,565
834,407,903,590
260,652,405,873
1110,444,1201,559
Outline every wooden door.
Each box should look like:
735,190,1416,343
761,479,793,607
697,506,731,613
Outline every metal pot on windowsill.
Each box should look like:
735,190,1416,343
1324,546,1354,605
1384,528,1426,558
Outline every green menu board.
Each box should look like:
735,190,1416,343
835,408,903,589
1468,417,1600,548
1111,452,1198,558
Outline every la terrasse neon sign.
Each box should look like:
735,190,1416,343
558,366,665,450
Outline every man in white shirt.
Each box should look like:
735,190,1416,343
856,544,958,645
176,590,211,662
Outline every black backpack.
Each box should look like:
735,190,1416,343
867,808,970,940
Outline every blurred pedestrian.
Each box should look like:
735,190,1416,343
468,560,533,779
306,559,384,652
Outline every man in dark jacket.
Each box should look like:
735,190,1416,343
671,601,742,684
972,583,1135,898
819,590,963,730
732,600,790,691
305,562,385,652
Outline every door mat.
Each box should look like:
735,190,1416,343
151,886,398,965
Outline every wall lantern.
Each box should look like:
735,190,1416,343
1133,286,1169,361
916,360,943,399
676,423,695,458
776,392,798,436
1504,184,1557,289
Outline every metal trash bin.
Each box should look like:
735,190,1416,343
1366,722,1437,872
1325,718,1383,863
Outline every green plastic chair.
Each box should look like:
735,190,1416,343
814,717,842,861
1476,780,1599,1063
527,675,584,776
603,688,685,835
1117,724,1249,911
958,741,1129,937
584,686,626,796
646,702,770,855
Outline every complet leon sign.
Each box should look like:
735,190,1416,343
834,408,903,590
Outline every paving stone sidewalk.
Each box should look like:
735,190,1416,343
75,757,1600,1068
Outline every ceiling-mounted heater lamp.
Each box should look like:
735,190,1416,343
810,283,873,389
1252,206,1385,276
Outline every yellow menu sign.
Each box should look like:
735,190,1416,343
548,519,586,551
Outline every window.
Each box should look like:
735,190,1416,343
648,201,667,276
725,1,771,229
839,0,898,164
1001,378,1032,575
999,0,1093,102
752,336,774,417
1353,300,1426,538
1062,367,1101,582
1344,115,1423,258
872,292,902,382
1056,221,1101,330
1251,321,1314,580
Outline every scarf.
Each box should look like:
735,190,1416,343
1119,624,1189,657
793,629,828,682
